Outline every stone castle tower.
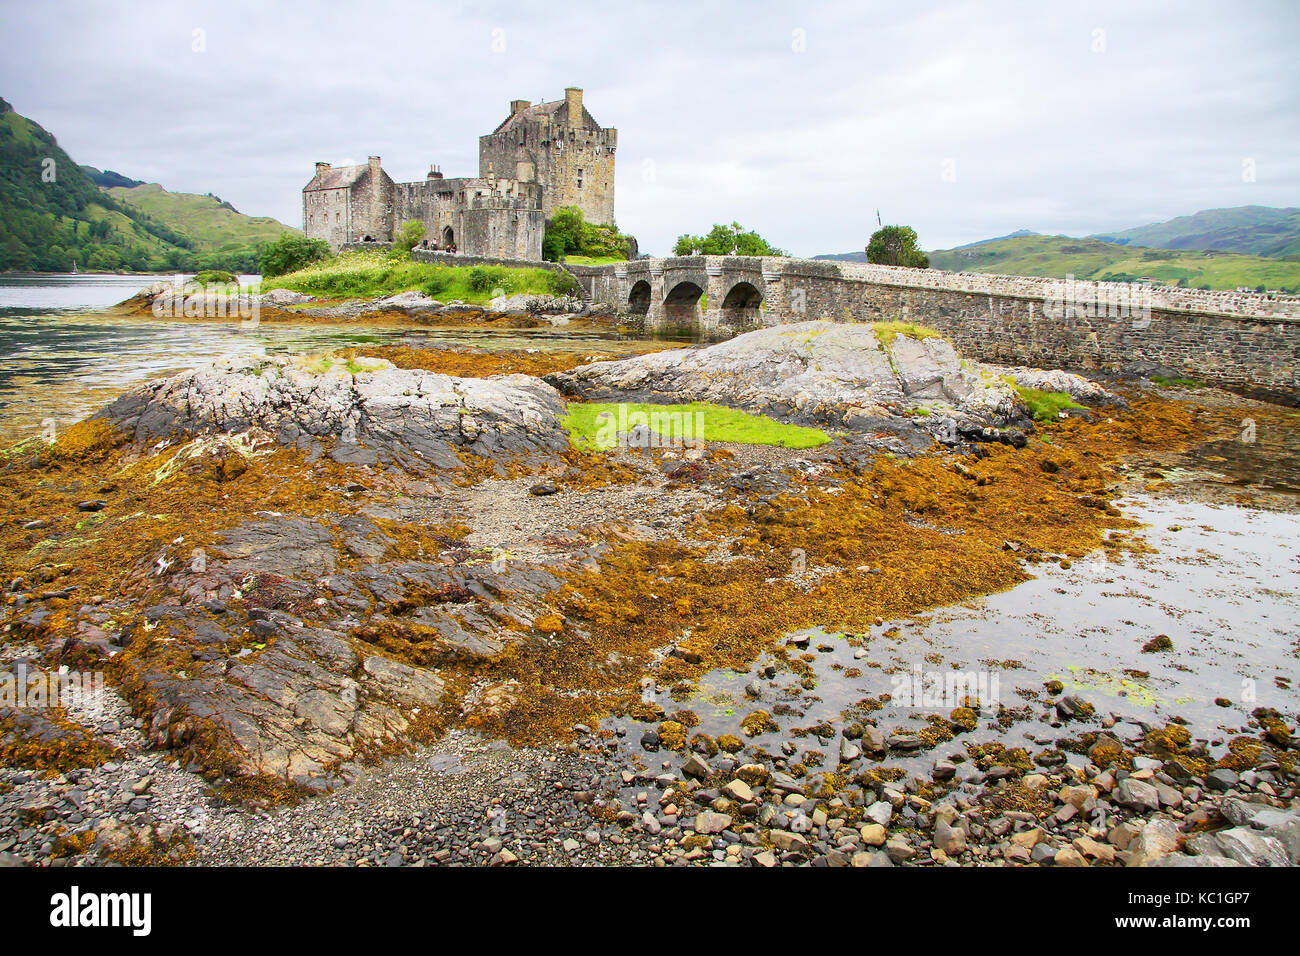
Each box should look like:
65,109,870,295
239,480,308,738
302,88,616,260
478,87,617,226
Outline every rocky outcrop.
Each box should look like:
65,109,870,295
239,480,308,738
488,293,586,315
98,355,570,470
993,365,1123,404
546,321,1032,443
113,510,577,791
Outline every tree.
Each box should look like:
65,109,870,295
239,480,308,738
866,226,929,269
542,206,631,262
673,222,785,257
394,219,425,252
259,234,332,278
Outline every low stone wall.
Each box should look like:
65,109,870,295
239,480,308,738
580,257,1299,394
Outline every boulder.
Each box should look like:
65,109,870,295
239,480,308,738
545,321,1028,440
98,355,570,470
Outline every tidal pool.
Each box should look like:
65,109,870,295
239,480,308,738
614,496,1299,775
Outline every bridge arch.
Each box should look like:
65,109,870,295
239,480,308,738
720,280,764,330
628,279,651,316
663,279,705,336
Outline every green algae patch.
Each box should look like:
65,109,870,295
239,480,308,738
297,354,392,376
872,321,942,348
1016,386,1086,422
562,401,831,451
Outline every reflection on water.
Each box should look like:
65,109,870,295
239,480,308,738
0,272,256,314
611,497,1300,774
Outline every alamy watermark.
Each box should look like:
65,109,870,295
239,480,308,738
152,279,259,325
592,403,705,451
1042,273,1152,328
0,663,105,715
889,662,1001,712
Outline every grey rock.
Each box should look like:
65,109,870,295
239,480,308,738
546,321,1029,440
865,801,893,827
1213,827,1290,867
1115,778,1161,813
1206,768,1239,792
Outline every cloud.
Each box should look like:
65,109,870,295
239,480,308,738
1,0,1296,256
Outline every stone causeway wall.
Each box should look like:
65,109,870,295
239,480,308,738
577,257,1299,394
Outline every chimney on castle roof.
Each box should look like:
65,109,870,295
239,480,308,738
368,156,381,174
564,87,583,121
510,99,531,116
315,162,330,177
427,164,443,180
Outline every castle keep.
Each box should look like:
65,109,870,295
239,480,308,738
302,88,616,260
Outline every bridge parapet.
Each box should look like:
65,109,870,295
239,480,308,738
578,255,1297,393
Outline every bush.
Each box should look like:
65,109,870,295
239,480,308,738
259,235,332,278
394,220,425,252
548,270,581,297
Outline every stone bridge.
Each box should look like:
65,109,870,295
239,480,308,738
568,256,1300,395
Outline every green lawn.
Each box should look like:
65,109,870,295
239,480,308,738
258,250,578,302
563,401,832,450
563,254,629,266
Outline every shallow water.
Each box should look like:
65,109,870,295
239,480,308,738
0,274,652,442
617,496,1300,772
0,272,212,314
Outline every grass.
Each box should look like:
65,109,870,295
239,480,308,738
562,401,832,450
297,354,389,376
873,321,942,348
258,251,577,302
1016,386,1086,422
107,183,297,255
1151,375,1205,389
563,255,629,266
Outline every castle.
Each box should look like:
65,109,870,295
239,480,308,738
302,87,616,260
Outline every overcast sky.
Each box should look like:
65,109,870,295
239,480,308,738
2,0,1297,256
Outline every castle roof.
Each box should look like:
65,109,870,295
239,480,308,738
303,164,368,191
490,98,599,135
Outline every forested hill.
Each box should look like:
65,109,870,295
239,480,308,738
0,97,295,272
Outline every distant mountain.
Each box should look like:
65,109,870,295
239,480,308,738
814,207,1300,291
951,228,1039,250
79,166,144,189
107,183,296,262
927,234,1300,292
1091,206,1300,258
816,229,1044,263
0,96,295,273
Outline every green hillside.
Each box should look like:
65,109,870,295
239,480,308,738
109,183,297,267
1,96,295,273
928,234,1300,292
1092,206,1300,258
1,97,186,272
